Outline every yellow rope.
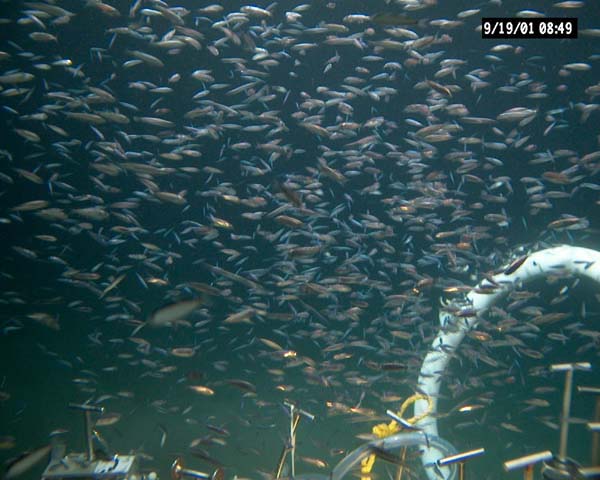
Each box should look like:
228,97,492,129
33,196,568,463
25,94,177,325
360,394,433,480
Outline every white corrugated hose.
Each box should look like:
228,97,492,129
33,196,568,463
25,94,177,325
414,246,600,480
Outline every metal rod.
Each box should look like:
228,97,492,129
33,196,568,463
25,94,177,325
593,399,600,465
179,468,209,479
274,447,287,479
84,410,94,461
275,413,301,478
438,448,485,466
577,385,600,465
503,451,553,471
524,464,533,480
386,410,421,431
171,457,223,480
394,446,407,480
579,466,600,478
578,386,600,395
550,362,591,372
67,403,104,463
290,404,296,478
588,422,600,432
559,369,574,460
297,408,315,422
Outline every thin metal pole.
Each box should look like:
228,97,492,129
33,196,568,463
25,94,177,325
394,446,407,480
275,413,301,478
559,369,573,460
84,410,94,461
593,397,600,466
290,405,296,478
275,446,287,479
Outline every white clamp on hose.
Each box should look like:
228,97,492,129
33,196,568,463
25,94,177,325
413,246,600,480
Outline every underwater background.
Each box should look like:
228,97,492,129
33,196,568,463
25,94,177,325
0,0,599,479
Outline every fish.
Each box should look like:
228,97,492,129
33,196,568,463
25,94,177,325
504,255,528,275
225,379,257,393
148,298,204,327
189,385,215,396
157,424,167,448
95,412,121,426
3,445,51,479
99,273,126,299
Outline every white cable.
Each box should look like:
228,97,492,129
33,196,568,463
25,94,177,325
413,246,600,480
